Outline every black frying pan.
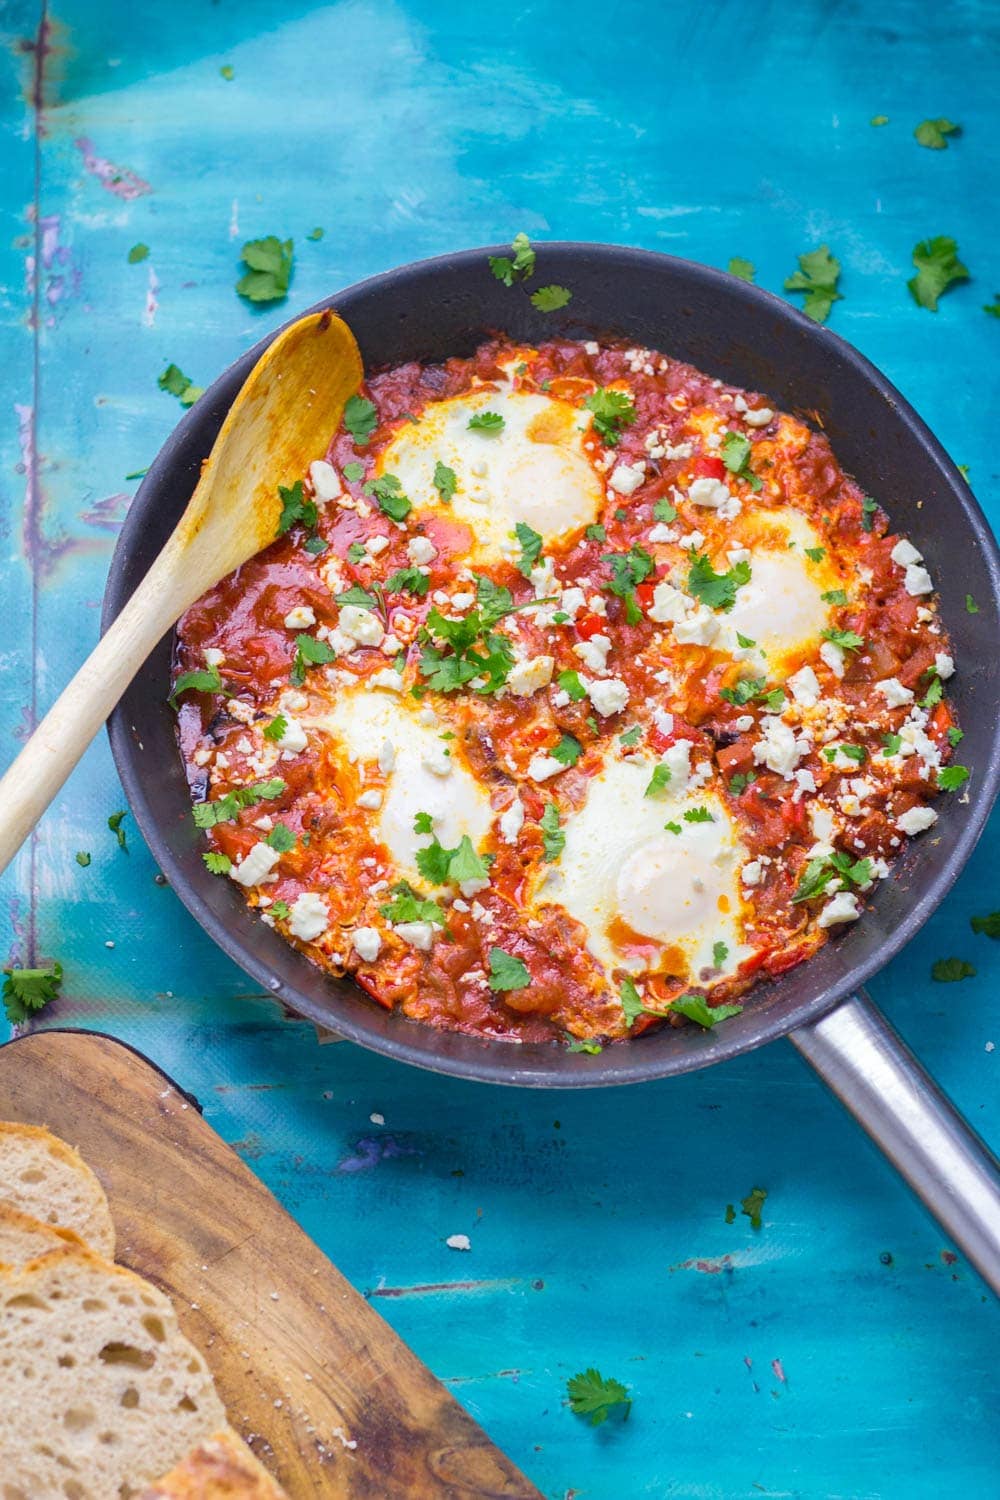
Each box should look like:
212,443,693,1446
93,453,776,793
103,245,1000,1290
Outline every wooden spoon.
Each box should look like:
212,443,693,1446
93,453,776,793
0,309,363,876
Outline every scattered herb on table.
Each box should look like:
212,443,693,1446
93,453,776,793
931,957,976,982
236,235,294,303
783,245,842,323
870,114,889,126
127,243,149,263
727,256,755,282
567,1368,631,1426
970,912,1000,939
914,117,961,150
2,962,63,1024
219,63,234,80
158,364,203,407
306,226,324,241
75,851,91,867
741,1185,768,1229
908,235,969,312
107,810,129,852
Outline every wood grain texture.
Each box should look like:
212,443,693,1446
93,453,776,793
0,1029,541,1500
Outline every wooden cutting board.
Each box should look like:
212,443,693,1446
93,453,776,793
0,1029,542,1500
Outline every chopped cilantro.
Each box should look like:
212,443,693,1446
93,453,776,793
728,772,756,795
683,806,713,824
687,552,751,612
343,459,365,482
364,473,411,522
192,779,286,828
821,627,865,652
551,734,583,767
566,1038,603,1054
127,243,149,263
385,566,430,597
914,118,960,150
713,940,729,967
947,726,964,747
108,810,129,851
908,235,970,312
557,669,587,702
276,479,318,538
158,363,203,407
672,994,744,1028
306,226,324,241
336,583,379,611
433,460,457,501
262,714,288,743
417,577,521,695
822,588,849,605
585,523,607,542
202,851,232,875
530,284,572,312
653,497,678,523
664,820,682,834
303,535,328,556
540,803,565,862
488,232,535,286
515,521,544,579
468,411,505,433
881,732,902,756
601,545,654,624
720,431,762,491
619,977,648,1026
861,496,878,532
971,912,1000,939
735,632,756,649
487,947,530,991
931,957,975,982
619,725,642,747
415,829,490,889
938,765,969,791
265,823,296,852
347,542,366,563
804,546,826,562
219,63,234,79
719,677,784,711
566,1369,631,1427
585,388,636,447
839,744,867,764
343,395,378,446
871,114,889,126
380,881,445,926
966,593,979,614
290,633,337,685
236,235,294,303
168,664,223,708
75,851,91,868
783,245,842,323
920,673,943,708
645,764,672,798
793,851,871,903
741,1186,767,1229
270,900,290,920
413,811,434,835
2,962,63,1024
727,257,755,282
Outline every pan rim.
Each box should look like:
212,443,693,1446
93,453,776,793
103,241,1000,1088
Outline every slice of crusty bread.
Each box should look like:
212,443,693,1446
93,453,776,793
139,1428,290,1498
0,1120,115,1257
0,1245,226,1498
0,1199,85,1267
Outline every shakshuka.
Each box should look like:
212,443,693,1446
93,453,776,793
174,338,964,1046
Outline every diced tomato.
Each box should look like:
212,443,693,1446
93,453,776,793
930,702,953,740
717,741,754,779
692,455,726,481
780,796,808,833
576,612,607,640
635,580,657,611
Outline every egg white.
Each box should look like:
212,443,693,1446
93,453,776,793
532,753,751,982
308,686,492,886
716,508,838,670
379,386,602,564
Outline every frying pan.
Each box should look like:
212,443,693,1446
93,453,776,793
103,245,1000,1291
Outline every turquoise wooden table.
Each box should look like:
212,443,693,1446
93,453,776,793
2,2,999,1494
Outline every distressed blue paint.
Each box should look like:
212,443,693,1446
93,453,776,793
2,1,1000,1495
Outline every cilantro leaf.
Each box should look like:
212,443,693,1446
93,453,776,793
487,947,530,991
683,806,713,824
265,822,296,852
433,460,457,501
713,940,729,967
619,725,642,747
364,472,411,522
783,245,843,323
793,851,870,903
672,994,744,1028
653,497,677,523
108,810,128,851
2,962,63,1024
236,235,294,303
380,881,445,926
822,588,849,605
821,626,865,652
168,664,223,708
468,411,504,433
727,257,755,282
566,1369,631,1427
343,459,365,482
619,977,648,1026
566,1038,602,1054
417,585,517,696
276,479,318,537
931,957,976,982
127,243,149,264
971,912,1000,939
540,803,565,862
966,593,980,613
871,114,889,126
75,851,91,868
908,236,970,312
720,431,762,491
741,1186,767,1230
306,226,324,241
585,523,606,542
192,778,286,829
551,734,583,767
645,764,672,798
719,677,784,711
415,830,489,889
488,232,536,286
805,545,826,562
687,552,751,612
914,118,960,150
938,765,969,791
270,899,290,920
601,544,653,622
985,297,1000,319
343,395,378,446
557,670,587,701
530,284,572,312
413,811,434,835
585,388,636,447
515,521,544,579
291,633,337,685
385,566,430,597
202,851,232,875
947,726,964,747
347,542,366,563
158,363,203,407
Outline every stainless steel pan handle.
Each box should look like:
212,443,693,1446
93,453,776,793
790,990,1000,1295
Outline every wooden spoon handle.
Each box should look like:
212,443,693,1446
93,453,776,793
0,554,189,878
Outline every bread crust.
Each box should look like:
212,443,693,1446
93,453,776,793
0,1120,115,1256
139,1427,290,1498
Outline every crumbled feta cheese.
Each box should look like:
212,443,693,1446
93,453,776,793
734,713,754,732
574,634,612,675
817,891,862,929
904,564,934,597
528,754,566,782
507,655,555,697
499,797,525,843
357,789,383,810
378,739,396,773
820,640,845,679
352,927,382,962
662,738,692,792
648,523,677,544
281,689,309,712
283,605,316,630
407,535,437,566
876,677,914,708
204,648,224,667
653,707,674,737
421,746,452,777
276,716,308,754
688,477,732,510
795,768,817,794
394,920,437,952
935,652,955,679
288,892,329,941
587,677,629,717
673,606,719,647
741,860,763,887
369,668,404,693
684,530,706,550
559,587,586,620
787,666,821,708
609,461,646,496
743,406,773,427
231,842,282,888
339,604,385,646
310,459,341,501
753,716,802,778
451,591,475,609
365,534,390,557
890,538,922,568
896,805,938,836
